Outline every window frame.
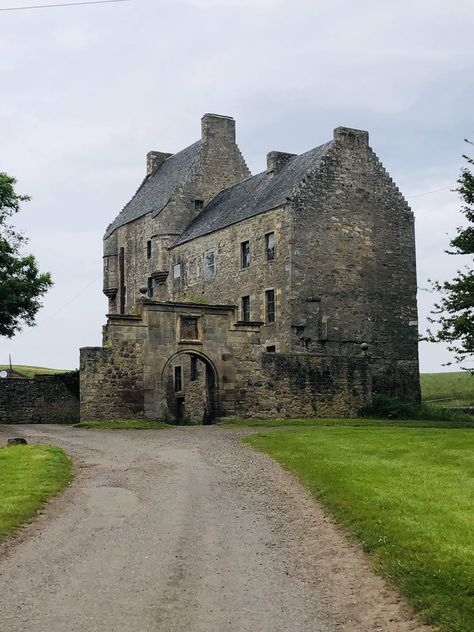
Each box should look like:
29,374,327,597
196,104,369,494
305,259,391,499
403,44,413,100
265,288,276,323
240,240,250,269
174,365,183,393
204,251,216,281
173,262,181,280
265,231,276,261
241,295,251,322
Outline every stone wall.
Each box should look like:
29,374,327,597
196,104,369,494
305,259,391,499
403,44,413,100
0,373,79,424
235,353,370,419
80,316,147,420
169,207,292,353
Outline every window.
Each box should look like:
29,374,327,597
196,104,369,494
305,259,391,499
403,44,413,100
119,247,125,314
180,316,199,341
195,199,204,211
191,356,199,381
147,276,154,298
204,251,215,280
265,289,276,323
174,366,182,392
241,241,250,268
265,232,275,261
241,295,250,322
266,345,276,353
173,263,181,279
146,240,152,259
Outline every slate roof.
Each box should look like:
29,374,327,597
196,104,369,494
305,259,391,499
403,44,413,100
172,141,333,247
104,141,201,238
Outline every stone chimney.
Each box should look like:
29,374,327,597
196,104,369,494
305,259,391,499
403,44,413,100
333,127,369,146
147,151,173,177
266,151,296,177
201,113,236,146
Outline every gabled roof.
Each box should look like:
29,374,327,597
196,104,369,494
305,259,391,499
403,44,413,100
104,141,201,238
172,141,333,247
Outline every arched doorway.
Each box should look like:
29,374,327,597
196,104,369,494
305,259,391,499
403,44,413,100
161,351,218,424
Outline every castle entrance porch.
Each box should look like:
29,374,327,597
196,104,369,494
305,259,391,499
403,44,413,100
162,351,218,424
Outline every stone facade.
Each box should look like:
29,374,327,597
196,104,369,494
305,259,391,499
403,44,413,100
0,373,79,424
80,114,419,422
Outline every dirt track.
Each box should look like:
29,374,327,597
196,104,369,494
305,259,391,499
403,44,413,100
0,424,430,632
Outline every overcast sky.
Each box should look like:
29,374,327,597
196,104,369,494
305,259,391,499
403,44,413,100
1,0,473,372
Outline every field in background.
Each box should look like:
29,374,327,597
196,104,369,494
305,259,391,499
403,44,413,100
420,371,474,407
246,423,474,632
0,365,71,378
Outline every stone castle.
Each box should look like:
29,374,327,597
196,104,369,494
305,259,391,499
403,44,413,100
80,113,420,422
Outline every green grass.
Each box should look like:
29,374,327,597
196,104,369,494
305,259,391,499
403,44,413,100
0,444,72,540
246,425,474,632
421,371,474,407
0,364,71,378
220,416,474,429
73,419,172,430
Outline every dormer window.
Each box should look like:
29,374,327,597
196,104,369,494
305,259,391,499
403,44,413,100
195,199,204,211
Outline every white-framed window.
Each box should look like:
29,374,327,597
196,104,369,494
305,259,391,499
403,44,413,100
204,251,215,280
173,263,181,279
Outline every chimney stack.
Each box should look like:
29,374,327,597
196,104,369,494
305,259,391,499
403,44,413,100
146,151,173,177
201,113,236,146
266,151,296,177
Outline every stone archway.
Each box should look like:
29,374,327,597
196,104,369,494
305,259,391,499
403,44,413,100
161,350,219,424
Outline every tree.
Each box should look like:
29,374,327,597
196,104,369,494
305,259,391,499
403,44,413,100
0,173,52,337
428,140,474,368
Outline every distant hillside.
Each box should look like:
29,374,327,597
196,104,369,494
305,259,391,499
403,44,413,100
0,365,72,378
421,371,474,407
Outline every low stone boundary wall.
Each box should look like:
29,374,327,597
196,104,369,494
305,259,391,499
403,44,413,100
0,372,80,424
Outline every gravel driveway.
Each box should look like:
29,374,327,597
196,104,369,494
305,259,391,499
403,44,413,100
0,424,430,632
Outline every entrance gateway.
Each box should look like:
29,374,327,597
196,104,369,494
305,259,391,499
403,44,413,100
79,298,370,423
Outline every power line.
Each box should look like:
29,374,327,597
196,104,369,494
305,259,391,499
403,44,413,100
408,186,453,199
0,0,130,12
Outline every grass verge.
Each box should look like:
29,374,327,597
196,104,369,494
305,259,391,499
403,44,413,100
73,419,171,430
0,444,72,541
220,416,474,429
246,425,474,632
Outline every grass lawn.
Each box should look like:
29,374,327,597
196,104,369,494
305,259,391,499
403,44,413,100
73,419,172,430
246,423,474,632
220,416,474,429
421,371,474,407
0,364,71,378
0,444,72,541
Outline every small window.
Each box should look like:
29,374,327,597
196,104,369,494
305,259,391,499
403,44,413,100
195,199,204,211
174,366,182,392
265,289,276,323
265,232,275,261
146,240,152,259
181,316,199,341
191,356,199,381
173,263,181,279
204,252,215,280
147,277,154,298
241,295,250,322
241,241,250,268
266,345,276,353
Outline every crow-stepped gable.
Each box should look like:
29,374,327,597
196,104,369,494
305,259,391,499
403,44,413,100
81,114,420,423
